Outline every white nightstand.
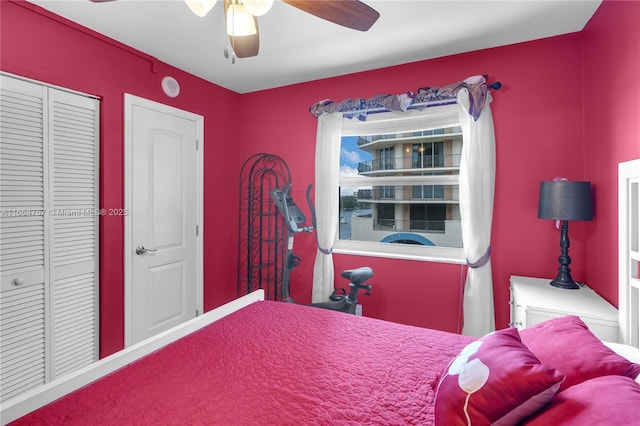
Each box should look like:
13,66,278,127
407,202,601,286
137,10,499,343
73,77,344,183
509,275,619,342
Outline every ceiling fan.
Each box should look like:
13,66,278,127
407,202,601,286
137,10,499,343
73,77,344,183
90,0,380,60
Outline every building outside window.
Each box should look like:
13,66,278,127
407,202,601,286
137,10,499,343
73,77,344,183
339,125,462,248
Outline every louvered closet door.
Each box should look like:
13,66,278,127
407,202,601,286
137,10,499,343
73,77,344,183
0,76,48,402
0,74,99,403
48,88,99,379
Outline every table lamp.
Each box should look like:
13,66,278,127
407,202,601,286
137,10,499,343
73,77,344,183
537,180,593,289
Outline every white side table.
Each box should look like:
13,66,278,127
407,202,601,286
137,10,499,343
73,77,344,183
509,275,619,342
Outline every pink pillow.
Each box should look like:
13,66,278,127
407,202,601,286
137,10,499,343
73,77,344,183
523,375,640,425
435,328,565,425
520,315,640,390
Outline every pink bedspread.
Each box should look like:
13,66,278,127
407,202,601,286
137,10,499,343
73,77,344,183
12,301,472,425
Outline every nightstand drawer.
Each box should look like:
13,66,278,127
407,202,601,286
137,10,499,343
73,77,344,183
524,306,619,342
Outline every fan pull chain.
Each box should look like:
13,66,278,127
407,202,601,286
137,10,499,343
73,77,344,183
224,44,236,64
223,27,235,63
224,44,235,63
224,0,236,64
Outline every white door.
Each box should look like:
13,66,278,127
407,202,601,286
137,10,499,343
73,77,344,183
124,95,203,346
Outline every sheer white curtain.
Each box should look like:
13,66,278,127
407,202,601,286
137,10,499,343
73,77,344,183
457,90,496,337
313,92,496,330
312,112,343,302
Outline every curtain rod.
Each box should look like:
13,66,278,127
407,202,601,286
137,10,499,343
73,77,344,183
362,82,502,116
309,77,501,121
356,99,456,116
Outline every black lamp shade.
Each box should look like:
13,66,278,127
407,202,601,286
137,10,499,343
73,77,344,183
538,181,592,221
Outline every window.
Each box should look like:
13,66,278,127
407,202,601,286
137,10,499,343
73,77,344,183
378,146,394,170
375,204,395,229
412,141,444,168
410,204,446,232
335,105,464,262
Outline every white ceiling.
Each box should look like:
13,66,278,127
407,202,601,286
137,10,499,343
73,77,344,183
29,0,602,94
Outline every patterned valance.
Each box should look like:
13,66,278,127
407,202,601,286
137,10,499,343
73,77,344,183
309,75,500,121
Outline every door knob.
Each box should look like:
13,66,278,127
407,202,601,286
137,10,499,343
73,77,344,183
136,246,158,255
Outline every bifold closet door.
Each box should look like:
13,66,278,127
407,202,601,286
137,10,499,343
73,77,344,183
0,74,99,403
0,76,49,402
48,87,99,379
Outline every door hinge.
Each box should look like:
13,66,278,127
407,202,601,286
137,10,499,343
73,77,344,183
196,225,199,236
196,139,199,150
196,309,199,316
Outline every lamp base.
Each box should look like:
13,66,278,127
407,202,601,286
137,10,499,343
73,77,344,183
549,278,580,290
548,219,581,290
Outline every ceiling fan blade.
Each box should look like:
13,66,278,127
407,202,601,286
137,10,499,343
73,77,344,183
224,0,260,58
283,0,379,31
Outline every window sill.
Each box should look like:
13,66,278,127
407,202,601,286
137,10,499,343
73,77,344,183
332,240,465,264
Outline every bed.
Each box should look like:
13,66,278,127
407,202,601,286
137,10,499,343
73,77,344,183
3,295,639,425
3,159,640,425
5,296,473,425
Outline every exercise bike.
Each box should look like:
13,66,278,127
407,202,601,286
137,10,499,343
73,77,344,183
270,183,373,314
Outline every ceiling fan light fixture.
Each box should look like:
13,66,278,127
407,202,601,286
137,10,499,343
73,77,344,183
226,3,257,36
184,0,218,17
242,0,274,16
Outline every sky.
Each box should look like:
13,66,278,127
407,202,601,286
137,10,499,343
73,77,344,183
339,136,371,196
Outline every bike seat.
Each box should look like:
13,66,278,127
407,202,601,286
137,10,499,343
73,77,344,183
341,267,373,285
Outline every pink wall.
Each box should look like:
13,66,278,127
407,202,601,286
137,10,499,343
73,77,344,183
2,0,636,355
582,0,640,305
1,1,242,357
239,34,589,331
